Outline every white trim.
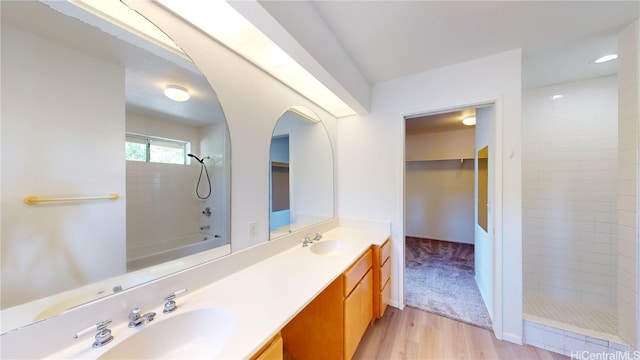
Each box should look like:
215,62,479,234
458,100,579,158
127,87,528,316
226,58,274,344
503,332,523,345
399,117,407,311
492,97,504,340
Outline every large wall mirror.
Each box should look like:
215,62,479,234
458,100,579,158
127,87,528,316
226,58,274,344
269,106,334,239
1,1,231,332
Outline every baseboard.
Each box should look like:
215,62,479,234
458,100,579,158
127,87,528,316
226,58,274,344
502,332,523,345
389,299,402,309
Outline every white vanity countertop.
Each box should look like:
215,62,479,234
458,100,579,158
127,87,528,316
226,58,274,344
50,226,390,359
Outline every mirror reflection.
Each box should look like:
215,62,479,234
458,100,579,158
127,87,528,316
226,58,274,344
1,1,230,332
269,106,334,239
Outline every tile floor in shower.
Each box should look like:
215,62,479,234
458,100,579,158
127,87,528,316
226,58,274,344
524,292,618,341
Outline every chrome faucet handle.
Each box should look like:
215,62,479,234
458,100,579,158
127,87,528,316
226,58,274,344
128,308,156,327
74,320,113,348
312,232,323,241
301,235,312,247
144,311,157,322
163,288,187,314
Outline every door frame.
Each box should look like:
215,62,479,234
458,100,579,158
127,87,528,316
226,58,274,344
401,100,503,339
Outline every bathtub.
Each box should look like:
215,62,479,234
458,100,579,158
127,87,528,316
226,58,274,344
127,233,227,272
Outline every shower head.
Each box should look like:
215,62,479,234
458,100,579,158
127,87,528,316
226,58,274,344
188,153,204,164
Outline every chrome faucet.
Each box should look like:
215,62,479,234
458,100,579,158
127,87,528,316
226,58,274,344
301,235,313,247
302,233,323,247
128,308,156,327
74,320,113,348
163,289,187,314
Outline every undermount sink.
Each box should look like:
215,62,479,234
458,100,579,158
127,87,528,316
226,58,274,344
99,308,235,359
310,240,353,255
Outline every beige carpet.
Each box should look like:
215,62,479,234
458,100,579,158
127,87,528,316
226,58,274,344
405,237,492,330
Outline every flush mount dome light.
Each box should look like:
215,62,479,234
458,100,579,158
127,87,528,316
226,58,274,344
164,85,190,102
595,54,619,64
462,116,476,126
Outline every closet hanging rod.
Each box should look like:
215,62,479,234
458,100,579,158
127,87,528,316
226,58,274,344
24,194,119,205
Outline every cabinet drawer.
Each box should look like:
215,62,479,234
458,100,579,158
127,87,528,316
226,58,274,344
380,257,391,284
344,249,372,297
380,239,391,263
378,278,391,317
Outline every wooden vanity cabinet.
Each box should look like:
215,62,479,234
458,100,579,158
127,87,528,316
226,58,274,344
372,238,391,319
343,251,373,360
282,249,373,360
250,332,283,360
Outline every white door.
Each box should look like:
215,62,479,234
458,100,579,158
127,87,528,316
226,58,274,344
474,105,494,324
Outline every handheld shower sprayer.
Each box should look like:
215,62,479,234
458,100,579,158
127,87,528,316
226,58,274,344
188,153,204,164
187,153,212,199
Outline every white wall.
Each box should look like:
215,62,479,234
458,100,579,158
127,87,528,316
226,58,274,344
405,128,475,161
0,24,126,308
617,19,639,348
289,122,334,224
405,160,475,243
337,49,523,342
404,127,476,244
522,76,619,308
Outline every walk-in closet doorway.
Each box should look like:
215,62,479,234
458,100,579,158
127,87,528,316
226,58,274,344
403,105,494,330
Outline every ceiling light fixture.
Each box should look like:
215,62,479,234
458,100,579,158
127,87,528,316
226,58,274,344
164,85,190,102
551,94,565,100
595,54,619,64
462,116,476,126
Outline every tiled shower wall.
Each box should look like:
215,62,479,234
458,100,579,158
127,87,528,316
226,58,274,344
126,161,202,250
523,76,618,308
126,114,230,253
617,20,639,348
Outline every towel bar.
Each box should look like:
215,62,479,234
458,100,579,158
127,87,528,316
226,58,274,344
24,194,119,205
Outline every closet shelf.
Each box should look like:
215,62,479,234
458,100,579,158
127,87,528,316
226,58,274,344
406,157,474,162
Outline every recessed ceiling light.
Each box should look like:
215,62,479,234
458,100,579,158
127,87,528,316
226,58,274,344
462,116,476,126
595,54,619,64
164,85,190,102
551,94,565,100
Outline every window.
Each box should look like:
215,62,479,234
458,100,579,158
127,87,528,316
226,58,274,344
125,133,189,164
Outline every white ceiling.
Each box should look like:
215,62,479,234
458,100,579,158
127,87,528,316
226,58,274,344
260,1,639,88
253,1,637,128
7,1,636,125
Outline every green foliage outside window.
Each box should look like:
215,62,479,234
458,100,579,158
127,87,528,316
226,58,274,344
125,133,188,165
